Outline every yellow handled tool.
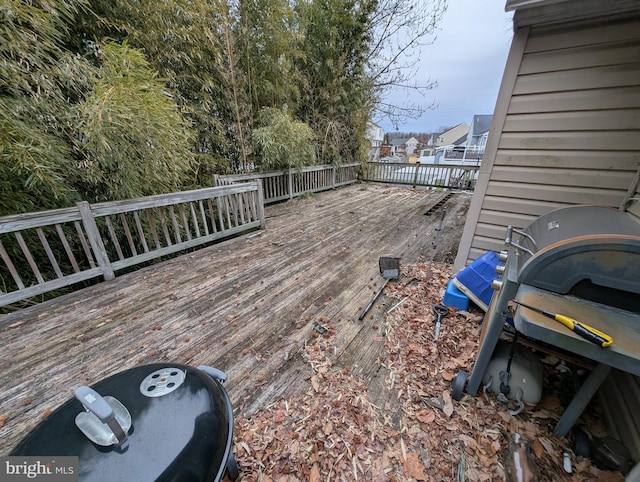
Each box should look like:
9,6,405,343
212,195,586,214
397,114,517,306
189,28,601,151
510,300,613,348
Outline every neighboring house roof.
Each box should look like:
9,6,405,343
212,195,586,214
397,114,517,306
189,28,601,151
390,138,409,146
452,134,468,146
469,115,493,137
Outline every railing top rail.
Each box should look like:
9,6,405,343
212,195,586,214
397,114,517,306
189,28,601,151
0,207,82,234
89,182,258,217
0,183,260,233
368,161,479,170
222,163,360,181
224,172,282,181
418,163,480,171
296,163,359,173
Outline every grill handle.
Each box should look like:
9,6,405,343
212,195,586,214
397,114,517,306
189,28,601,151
197,365,228,383
505,225,513,246
504,225,536,256
75,386,128,446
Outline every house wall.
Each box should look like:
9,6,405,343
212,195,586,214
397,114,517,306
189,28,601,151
454,7,640,467
454,15,640,271
435,124,470,147
405,137,418,154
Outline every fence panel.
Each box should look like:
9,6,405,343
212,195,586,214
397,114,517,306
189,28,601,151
362,162,478,190
0,207,107,307
216,163,359,204
0,183,264,308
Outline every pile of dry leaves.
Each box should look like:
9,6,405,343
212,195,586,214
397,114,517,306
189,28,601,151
231,263,624,481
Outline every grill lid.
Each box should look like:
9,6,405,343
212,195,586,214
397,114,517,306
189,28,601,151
10,363,234,482
514,206,640,296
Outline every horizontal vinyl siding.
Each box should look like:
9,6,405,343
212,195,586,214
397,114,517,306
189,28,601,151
498,131,638,150
489,166,632,190
485,180,625,205
524,18,640,52
518,43,640,74
461,16,640,266
508,86,640,114
502,109,640,132
513,64,640,94
494,150,638,170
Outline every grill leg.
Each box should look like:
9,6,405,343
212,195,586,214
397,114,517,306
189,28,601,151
466,276,519,396
553,363,611,437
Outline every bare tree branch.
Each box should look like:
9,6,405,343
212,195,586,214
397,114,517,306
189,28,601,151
367,0,447,127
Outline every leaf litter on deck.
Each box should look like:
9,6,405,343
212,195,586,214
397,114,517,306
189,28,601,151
231,262,624,482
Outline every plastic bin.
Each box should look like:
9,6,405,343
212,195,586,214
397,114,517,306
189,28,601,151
443,279,469,311
453,251,501,311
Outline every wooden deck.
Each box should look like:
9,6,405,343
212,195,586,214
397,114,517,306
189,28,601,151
0,184,470,454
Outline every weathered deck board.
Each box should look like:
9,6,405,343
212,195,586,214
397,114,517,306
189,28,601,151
0,184,470,454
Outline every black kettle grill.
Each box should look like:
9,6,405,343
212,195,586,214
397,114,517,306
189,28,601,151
10,363,239,481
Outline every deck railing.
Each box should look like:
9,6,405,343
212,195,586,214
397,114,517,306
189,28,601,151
0,183,264,307
215,163,359,204
362,161,479,190
0,160,472,308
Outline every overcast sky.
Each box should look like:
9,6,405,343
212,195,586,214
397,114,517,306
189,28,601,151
377,1,514,134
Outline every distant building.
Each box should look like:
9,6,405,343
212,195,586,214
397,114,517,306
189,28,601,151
466,115,493,149
366,122,385,160
435,123,470,147
405,137,419,154
390,138,408,156
387,137,419,157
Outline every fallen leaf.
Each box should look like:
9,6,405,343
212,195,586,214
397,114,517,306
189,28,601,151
441,370,455,381
289,439,299,455
309,464,321,482
532,438,545,459
403,451,428,481
278,476,300,482
311,375,320,392
415,409,436,424
442,390,454,418
538,437,555,457
459,433,477,449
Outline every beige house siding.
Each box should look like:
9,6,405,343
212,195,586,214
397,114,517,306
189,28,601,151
454,15,640,271
435,123,470,147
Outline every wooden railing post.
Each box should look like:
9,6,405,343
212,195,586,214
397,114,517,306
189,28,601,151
288,168,294,200
332,166,336,188
77,201,115,281
412,163,420,188
256,180,266,230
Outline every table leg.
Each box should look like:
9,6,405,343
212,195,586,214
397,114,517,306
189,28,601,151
553,363,611,437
